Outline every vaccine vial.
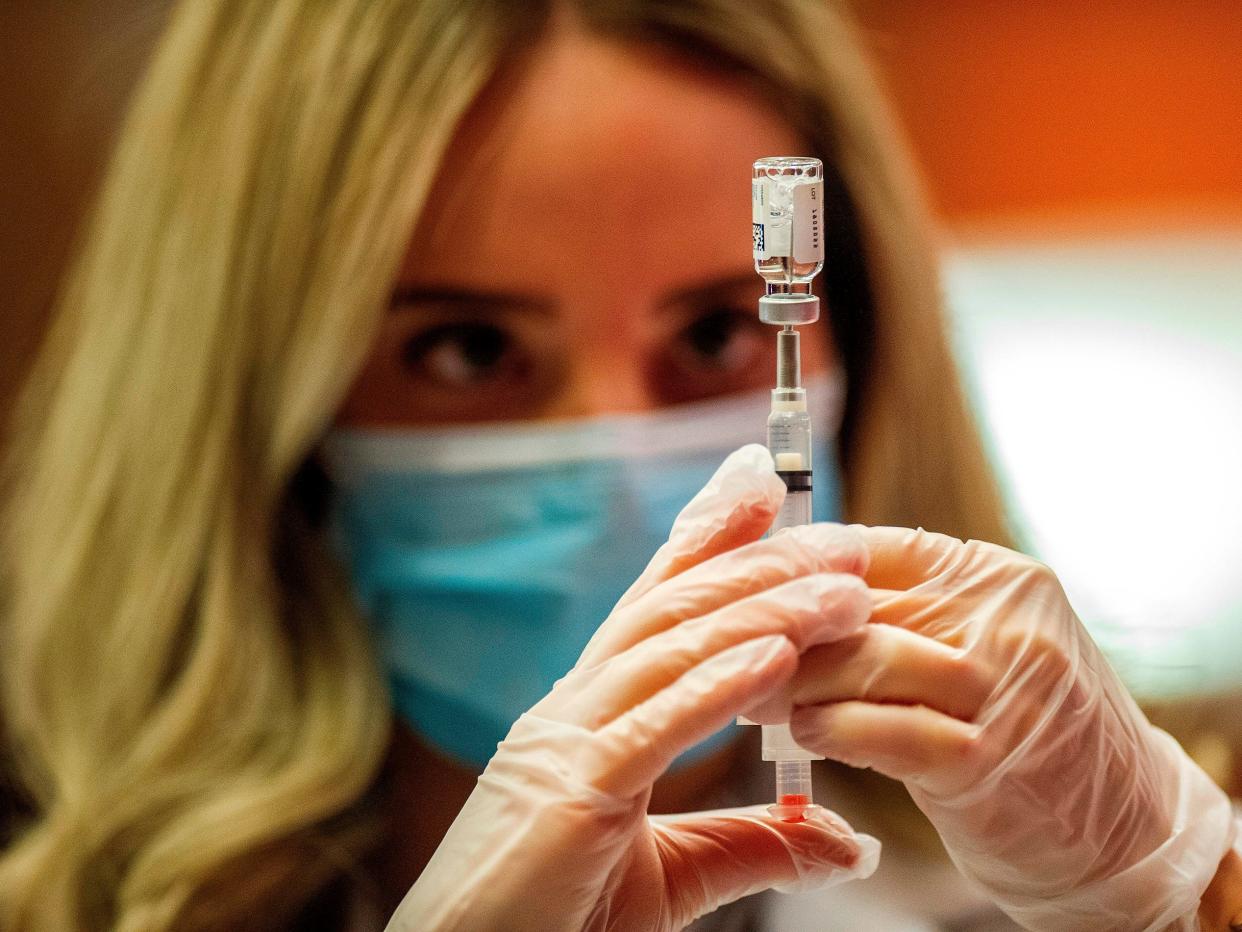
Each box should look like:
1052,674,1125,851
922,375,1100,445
752,157,825,289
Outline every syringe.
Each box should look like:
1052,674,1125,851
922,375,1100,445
746,156,827,823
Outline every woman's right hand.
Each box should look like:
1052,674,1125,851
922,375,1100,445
386,445,879,932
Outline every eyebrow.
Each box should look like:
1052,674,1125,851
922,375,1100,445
658,272,761,310
389,285,556,315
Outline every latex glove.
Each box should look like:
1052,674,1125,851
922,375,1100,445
387,446,880,932
789,526,1235,931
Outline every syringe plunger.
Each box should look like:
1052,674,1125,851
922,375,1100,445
776,327,800,390
760,725,821,823
770,760,818,823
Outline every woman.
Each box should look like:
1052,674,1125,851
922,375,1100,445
1,0,1235,929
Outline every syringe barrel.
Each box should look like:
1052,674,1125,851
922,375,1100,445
775,490,811,532
767,392,812,465
767,392,813,534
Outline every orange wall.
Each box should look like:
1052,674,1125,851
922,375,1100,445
858,0,1242,221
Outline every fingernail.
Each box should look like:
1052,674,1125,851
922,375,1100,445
696,446,773,497
720,443,775,475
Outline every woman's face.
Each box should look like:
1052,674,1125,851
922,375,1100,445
338,30,834,428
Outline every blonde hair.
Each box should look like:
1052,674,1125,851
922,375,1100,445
1,0,1009,928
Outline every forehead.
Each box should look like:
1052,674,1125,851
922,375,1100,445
405,31,807,293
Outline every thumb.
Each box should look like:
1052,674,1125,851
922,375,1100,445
648,805,880,926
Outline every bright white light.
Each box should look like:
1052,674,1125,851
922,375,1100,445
946,228,1242,698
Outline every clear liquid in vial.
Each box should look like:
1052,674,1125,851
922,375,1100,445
755,252,821,286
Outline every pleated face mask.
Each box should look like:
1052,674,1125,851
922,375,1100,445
323,375,843,769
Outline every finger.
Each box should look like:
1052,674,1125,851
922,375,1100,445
869,586,953,631
648,805,879,927
792,623,993,722
614,444,785,609
851,524,965,591
580,574,870,728
790,700,979,789
867,586,981,647
579,522,868,667
586,635,797,798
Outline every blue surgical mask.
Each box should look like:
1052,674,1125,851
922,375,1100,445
324,376,844,770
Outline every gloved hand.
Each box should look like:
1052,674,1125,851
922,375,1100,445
789,526,1236,931
387,446,880,932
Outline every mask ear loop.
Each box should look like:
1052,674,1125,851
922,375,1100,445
320,378,843,481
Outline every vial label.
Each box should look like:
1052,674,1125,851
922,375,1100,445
751,178,790,259
752,179,767,258
792,181,824,264
753,177,821,261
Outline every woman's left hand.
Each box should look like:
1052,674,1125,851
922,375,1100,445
789,525,1237,931
388,448,879,932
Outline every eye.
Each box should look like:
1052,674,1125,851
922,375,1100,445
678,308,768,371
401,322,522,387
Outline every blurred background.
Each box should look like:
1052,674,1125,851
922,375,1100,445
858,0,1242,790
2,1,1240,784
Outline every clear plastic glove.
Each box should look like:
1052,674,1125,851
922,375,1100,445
789,526,1235,931
387,446,880,932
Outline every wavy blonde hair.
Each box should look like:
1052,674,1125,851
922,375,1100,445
0,0,1009,929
